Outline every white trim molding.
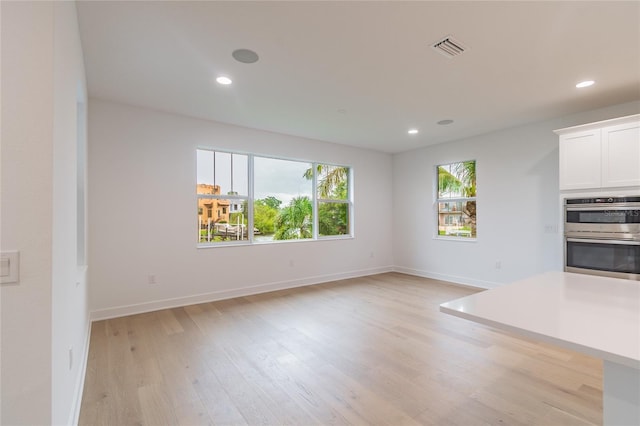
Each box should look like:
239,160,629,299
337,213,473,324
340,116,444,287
91,266,394,321
393,266,497,290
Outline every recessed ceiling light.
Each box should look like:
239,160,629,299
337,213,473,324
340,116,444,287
408,129,419,135
216,76,232,85
576,80,595,88
437,119,454,125
232,49,259,64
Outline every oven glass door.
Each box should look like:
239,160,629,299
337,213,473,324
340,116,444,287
565,238,640,277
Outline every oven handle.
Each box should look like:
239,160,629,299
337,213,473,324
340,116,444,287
566,238,640,245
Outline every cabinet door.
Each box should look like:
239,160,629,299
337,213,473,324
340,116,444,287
559,129,601,190
601,121,640,188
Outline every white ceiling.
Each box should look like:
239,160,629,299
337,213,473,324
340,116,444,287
76,1,640,153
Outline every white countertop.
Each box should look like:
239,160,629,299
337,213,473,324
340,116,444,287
440,272,640,369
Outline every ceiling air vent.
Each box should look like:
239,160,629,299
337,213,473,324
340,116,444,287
431,36,467,58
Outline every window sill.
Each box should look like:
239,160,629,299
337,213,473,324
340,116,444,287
434,235,477,242
197,234,354,248
197,241,252,249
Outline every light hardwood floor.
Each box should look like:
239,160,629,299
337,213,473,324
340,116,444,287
79,273,602,425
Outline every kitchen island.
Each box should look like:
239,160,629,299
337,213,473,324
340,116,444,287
440,271,639,426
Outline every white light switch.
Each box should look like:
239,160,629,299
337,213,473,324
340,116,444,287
1,251,19,284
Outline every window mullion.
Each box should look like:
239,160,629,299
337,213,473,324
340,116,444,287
312,163,318,239
248,154,255,242
317,199,349,204
436,196,475,203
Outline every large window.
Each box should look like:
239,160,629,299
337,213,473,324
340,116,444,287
436,160,476,238
197,149,352,245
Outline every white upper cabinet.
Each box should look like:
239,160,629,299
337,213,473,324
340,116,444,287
555,114,640,191
601,120,640,188
558,129,601,190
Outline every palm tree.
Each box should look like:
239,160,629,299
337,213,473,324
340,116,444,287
438,161,475,197
273,196,313,240
303,165,348,198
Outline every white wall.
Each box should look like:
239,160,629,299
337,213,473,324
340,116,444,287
1,3,53,423
51,2,90,425
393,101,640,288
1,2,89,424
88,100,394,318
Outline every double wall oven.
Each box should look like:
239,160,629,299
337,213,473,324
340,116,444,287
564,196,640,280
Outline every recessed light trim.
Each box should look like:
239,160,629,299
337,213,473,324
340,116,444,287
576,80,595,88
216,76,232,85
232,49,259,64
437,119,454,125
408,129,419,135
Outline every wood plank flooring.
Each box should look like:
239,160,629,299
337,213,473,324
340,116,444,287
79,273,602,425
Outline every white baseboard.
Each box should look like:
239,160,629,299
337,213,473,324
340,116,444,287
392,266,497,290
69,314,92,426
90,266,394,321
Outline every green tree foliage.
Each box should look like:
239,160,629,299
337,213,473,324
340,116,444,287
274,196,312,240
303,165,349,198
438,161,476,197
262,196,282,210
302,165,350,236
319,203,348,236
229,213,245,225
254,198,280,234
318,180,349,236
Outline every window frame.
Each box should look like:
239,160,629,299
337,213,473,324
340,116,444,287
197,149,250,245
314,163,352,239
197,148,353,247
435,160,477,241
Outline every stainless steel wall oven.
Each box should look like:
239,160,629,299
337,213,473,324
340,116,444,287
564,196,640,280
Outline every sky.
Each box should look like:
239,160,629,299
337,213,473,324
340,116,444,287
197,150,312,205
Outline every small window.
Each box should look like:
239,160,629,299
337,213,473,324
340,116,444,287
197,149,249,243
315,164,350,237
437,161,476,238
